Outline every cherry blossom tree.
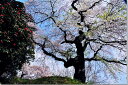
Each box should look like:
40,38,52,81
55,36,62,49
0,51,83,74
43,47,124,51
25,0,126,83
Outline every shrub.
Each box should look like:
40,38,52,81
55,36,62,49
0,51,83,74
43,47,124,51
0,0,35,83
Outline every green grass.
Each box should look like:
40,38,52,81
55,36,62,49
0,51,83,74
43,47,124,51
11,76,83,84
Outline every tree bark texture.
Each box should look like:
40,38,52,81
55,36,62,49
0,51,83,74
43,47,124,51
64,32,86,83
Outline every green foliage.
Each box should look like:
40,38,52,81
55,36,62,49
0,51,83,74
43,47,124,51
0,1,35,83
11,76,83,84
97,6,126,21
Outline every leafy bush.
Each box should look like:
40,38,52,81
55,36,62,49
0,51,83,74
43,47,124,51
0,1,35,83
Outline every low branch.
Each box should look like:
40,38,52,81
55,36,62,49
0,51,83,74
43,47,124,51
88,44,103,61
85,57,126,65
42,47,66,63
99,38,127,45
87,44,126,65
93,45,103,57
33,40,66,63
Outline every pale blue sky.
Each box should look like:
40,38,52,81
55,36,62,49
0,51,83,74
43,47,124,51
16,0,28,2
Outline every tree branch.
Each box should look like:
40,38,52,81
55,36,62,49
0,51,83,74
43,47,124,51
80,0,103,13
36,17,52,24
85,57,126,65
93,45,103,58
99,38,127,45
78,0,103,22
71,0,78,11
32,40,66,63
59,28,74,44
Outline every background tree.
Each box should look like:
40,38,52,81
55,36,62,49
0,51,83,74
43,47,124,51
18,64,51,79
0,0,35,83
25,0,127,83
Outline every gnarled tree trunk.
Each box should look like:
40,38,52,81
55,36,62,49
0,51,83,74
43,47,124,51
64,54,85,83
64,32,86,83
74,58,85,83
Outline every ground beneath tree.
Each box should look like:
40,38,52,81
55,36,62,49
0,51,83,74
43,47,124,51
11,76,83,84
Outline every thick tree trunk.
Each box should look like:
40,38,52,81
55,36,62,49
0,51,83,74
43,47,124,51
64,58,85,83
73,34,86,83
64,31,86,83
74,59,85,83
